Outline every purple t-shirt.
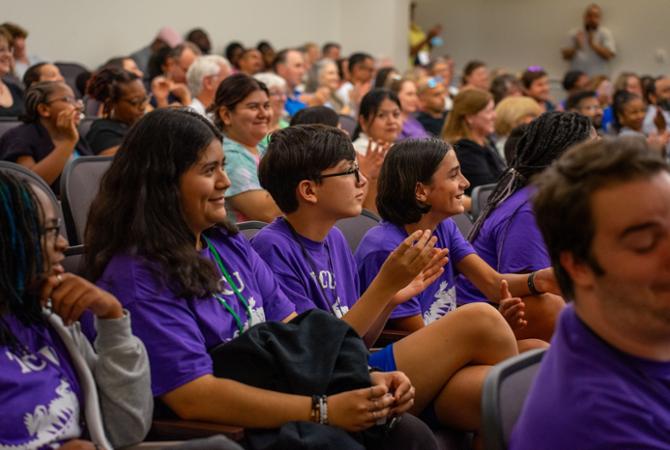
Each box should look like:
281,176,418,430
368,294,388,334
399,115,430,141
251,218,359,318
0,316,84,448
510,305,670,450
355,219,475,324
457,186,550,304
95,226,295,397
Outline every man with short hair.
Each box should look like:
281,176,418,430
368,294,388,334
170,42,201,84
336,52,375,116
273,48,307,116
321,42,341,61
416,77,447,136
561,4,616,76
186,55,231,117
566,90,603,129
237,48,263,76
511,137,670,450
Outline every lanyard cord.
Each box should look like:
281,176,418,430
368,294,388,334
283,219,337,308
203,236,252,334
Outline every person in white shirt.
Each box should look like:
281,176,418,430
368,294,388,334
561,4,616,76
186,55,231,118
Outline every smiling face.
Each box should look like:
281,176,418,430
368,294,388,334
618,97,646,132
0,35,12,77
418,150,470,218
466,99,496,138
111,79,148,125
179,139,231,236
319,61,340,91
219,89,271,146
572,172,670,338
361,98,402,143
527,75,551,103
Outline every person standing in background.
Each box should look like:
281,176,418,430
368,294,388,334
561,4,616,76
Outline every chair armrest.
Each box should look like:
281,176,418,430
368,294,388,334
149,419,245,442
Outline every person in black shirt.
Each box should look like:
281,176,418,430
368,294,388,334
442,89,505,196
416,76,447,136
85,68,148,155
0,80,91,193
0,29,24,117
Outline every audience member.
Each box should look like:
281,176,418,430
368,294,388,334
408,1,442,67
254,125,522,435
0,81,91,192
613,90,669,154
86,68,148,155
146,46,192,108
566,90,603,129
336,52,375,116
0,29,25,117
613,71,643,97
224,41,245,70
238,48,263,76
85,108,438,449
493,96,542,160
561,69,590,97
321,42,341,61
460,112,594,340
415,76,448,136
130,26,182,76
305,59,348,114
185,27,212,54
561,3,616,76
387,76,429,140
102,56,144,79
170,42,201,84
355,137,559,339
521,67,556,112
256,41,275,70
589,74,613,110
186,55,232,117
511,137,669,450
302,42,321,71
273,49,307,116
643,75,670,138
0,172,152,449
490,73,523,105
374,67,400,90
253,72,289,146
460,60,490,91
442,89,504,195
22,62,64,90
208,73,281,223
1,22,41,80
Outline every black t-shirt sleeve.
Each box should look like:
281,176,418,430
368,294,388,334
0,126,35,162
86,120,126,154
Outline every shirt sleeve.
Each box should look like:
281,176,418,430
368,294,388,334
600,28,616,54
445,220,476,265
496,210,550,274
102,262,213,397
0,129,35,162
225,150,262,197
87,126,124,155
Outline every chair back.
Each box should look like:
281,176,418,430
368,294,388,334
471,183,497,219
452,213,474,237
238,220,268,241
0,161,67,237
78,117,95,140
60,156,113,244
62,244,86,276
335,209,381,252
55,62,89,97
338,114,357,136
481,348,546,450
0,117,20,138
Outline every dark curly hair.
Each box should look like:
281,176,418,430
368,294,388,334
86,67,139,117
470,111,593,240
85,108,236,299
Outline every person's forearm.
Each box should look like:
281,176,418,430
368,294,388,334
410,37,431,57
590,42,614,60
342,276,397,339
162,375,312,427
361,302,396,347
22,141,74,185
561,47,577,60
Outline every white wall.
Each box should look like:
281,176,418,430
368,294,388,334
414,0,670,79
4,0,409,71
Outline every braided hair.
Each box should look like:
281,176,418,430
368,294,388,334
20,80,63,124
86,67,139,117
0,172,46,348
469,111,592,240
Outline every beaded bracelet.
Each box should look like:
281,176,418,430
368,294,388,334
311,395,328,424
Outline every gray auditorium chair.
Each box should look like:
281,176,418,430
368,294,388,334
335,208,381,252
238,220,268,240
452,213,474,237
60,156,113,244
470,183,497,220
481,349,546,450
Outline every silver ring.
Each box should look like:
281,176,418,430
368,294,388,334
56,274,63,285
